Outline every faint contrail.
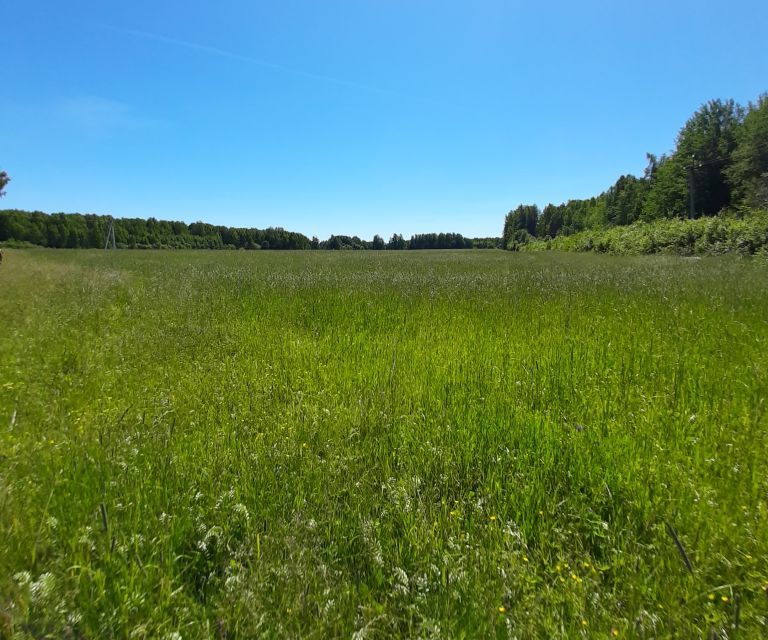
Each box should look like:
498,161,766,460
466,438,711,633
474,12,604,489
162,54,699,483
106,24,427,102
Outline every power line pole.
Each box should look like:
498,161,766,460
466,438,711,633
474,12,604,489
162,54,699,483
104,216,116,250
687,154,696,219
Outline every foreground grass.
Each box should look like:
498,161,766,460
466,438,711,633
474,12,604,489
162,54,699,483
1,249,767,638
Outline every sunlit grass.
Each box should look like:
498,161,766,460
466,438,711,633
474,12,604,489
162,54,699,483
1,249,767,638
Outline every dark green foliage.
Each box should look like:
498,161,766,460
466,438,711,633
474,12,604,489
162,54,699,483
534,197,607,239
320,235,368,250
407,233,471,250
505,229,533,251
645,99,742,219
503,204,539,247
727,94,768,209
605,175,648,225
372,234,386,250
502,204,539,249
0,210,493,252
536,204,563,238
0,210,312,250
641,153,686,220
681,99,742,216
0,171,9,197
387,233,407,250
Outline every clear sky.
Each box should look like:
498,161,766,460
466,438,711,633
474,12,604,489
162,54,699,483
3,1,767,239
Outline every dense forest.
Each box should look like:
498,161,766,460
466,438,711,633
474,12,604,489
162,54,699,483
503,93,768,250
0,211,313,250
318,232,481,250
0,208,497,251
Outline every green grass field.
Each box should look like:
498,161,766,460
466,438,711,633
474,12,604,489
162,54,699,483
1,249,767,638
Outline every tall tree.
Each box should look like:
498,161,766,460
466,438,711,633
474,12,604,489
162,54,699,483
387,233,407,250
536,204,563,238
726,94,768,209
503,204,539,247
0,171,9,197
642,153,686,219
604,175,648,225
644,99,743,219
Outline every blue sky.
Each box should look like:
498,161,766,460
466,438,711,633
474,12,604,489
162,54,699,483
3,1,767,239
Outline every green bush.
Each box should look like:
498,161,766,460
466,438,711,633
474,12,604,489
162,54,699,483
528,210,768,255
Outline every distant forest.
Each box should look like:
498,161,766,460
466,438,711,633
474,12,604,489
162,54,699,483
503,92,768,249
0,210,499,251
4,92,765,254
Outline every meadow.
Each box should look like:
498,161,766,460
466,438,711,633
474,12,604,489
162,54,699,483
1,249,767,639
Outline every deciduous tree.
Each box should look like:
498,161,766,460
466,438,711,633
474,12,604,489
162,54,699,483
0,171,9,197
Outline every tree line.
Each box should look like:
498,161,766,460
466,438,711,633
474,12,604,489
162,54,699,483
503,92,768,250
0,211,313,250
0,209,499,250
318,232,480,250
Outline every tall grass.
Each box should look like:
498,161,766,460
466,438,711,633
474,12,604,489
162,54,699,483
1,249,767,638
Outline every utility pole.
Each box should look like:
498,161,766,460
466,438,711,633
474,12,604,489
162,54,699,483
104,216,116,250
687,154,696,219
